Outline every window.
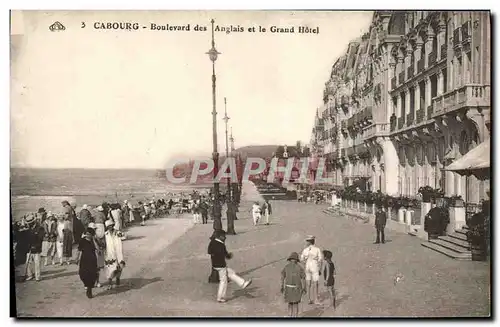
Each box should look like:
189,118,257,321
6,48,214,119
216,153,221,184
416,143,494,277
430,74,438,98
401,92,406,117
442,68,448,93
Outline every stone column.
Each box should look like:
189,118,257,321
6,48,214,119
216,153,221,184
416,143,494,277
414,83,420,120
425,29,435,68
437,22,447,60
425,76,431,108
381,138,399,196
405,88,411,120
437,70,444,95
397,93,402,118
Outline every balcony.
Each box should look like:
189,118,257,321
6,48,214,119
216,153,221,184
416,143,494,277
440,44,447,60
453,28,461,48
406,112,414,126
426,105,434,118
407,66,414,79
428,51,437,65
390,115,397,132
391,77,396,90
417,59,425,73
364,123,389,140
397,117,405,130
462,21,471,44
432,84,491,117
416,108,425,123
398,71,405,84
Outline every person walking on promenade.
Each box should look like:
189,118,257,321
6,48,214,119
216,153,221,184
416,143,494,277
94,206,107,239
207,230,252,303
79,204,93,229
76,227,99,298
62,215,74,265
24,214,45,281
104,220,125,290
200,200,209,224
280,252,306,317
110,204,122,232
88,222,105,288
55,215,65,265
262,199,272,225
300,235,323,304
375,206,387,244
41,212,58,266
322,250,336,308
192,200,201,224
251,202,261,226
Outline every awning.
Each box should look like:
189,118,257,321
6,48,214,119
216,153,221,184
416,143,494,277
444,138,490,174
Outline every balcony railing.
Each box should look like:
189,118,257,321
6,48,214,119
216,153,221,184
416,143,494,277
390,116,397,132
427,105,434,118
397,117,405,130
364,123,389,139
453,28,461,48
432,84,491,117
416,108,425,123
428,51,437,65
462,21,471,44
417,59,425,73
391,77,396,90
398,71,405,83
407,66,414,79
440,44,447,60
406,112,414,126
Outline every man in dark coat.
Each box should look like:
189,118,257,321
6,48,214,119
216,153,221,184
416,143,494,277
375,206,387,244
25,215,45,281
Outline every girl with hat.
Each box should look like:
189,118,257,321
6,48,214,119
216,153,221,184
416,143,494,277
76,227,99,298
41,212,58,266
280,252,306,317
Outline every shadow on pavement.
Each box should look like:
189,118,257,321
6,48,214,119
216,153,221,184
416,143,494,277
226,286,258,301
41,270,78,281
96,277,163,297
41,268,66,275
124,235,145,241
239,257,287,276
301,305,325,317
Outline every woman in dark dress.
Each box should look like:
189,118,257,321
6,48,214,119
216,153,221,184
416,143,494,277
76,228,98,298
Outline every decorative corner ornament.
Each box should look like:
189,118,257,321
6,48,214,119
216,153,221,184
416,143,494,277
49,21,66,32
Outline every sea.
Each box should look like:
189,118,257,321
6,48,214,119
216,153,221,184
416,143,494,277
10,168,206,221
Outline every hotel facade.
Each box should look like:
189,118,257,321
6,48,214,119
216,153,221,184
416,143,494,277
311,11,490,220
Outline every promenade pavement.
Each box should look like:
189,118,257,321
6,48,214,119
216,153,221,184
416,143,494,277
14,201,490,317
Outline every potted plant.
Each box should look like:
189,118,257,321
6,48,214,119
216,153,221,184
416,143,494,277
466,211,487,261
418,186,435,203
449,195,464,207
424,206,450,239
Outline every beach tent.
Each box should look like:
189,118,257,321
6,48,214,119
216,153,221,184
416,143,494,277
444,138,490,179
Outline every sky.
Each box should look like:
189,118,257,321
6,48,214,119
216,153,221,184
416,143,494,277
10,10,373,169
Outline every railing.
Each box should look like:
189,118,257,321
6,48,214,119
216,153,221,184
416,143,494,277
397,117,405,129
406,112,414,126
391,77,396,90
462,21,471,44
428,51,437,66
432,84,491,117
364,123,389,139
440,44,447,60
417,59,425,73
399,71,405,83
407,66,414,79
427,105,434,118
453,28,461,48
416,108,425,123
390,117,397,132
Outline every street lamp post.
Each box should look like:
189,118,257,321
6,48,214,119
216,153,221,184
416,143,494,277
223,97,231,201
206,19,222,231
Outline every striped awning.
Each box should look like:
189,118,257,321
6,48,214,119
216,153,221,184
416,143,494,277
445,138,490,173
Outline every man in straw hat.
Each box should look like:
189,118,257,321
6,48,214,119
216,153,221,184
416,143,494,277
104,219,125,290
24,213,45,281
207,229,252,303
300,235,323,304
